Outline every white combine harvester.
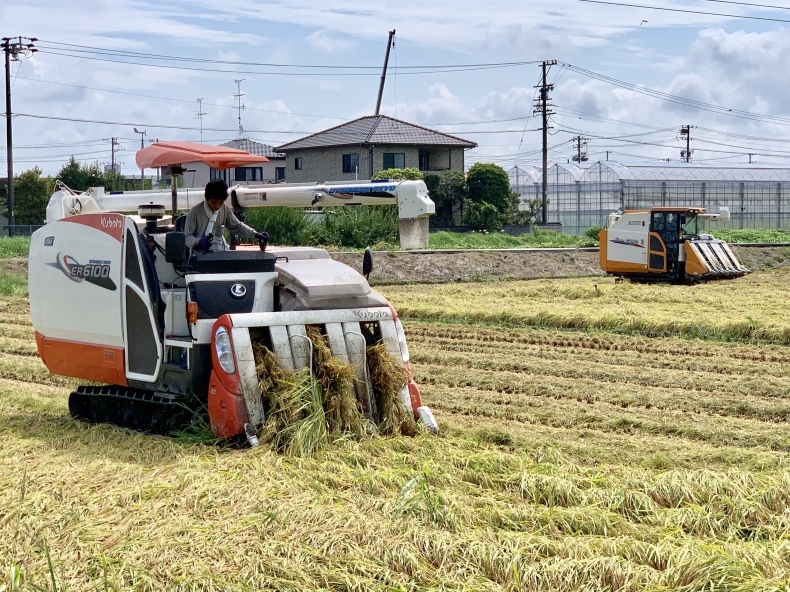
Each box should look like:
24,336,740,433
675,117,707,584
28,142,437,443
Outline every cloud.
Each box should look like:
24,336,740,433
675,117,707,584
306,30,357,54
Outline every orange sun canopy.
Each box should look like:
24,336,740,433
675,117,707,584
135,141,269,170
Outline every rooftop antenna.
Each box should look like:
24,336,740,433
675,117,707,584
233,79,246,138
196,98,207,143
374,29,395,116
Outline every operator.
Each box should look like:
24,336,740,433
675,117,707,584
183,179,269,251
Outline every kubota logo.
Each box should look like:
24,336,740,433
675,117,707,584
55,253,117,291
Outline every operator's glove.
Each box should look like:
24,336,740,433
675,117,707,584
255,231,270,242
197,237,211,251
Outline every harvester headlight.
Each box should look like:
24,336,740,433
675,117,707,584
214,326,236,374
394,318,410,363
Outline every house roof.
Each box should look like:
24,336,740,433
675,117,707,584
221,138,284,159
275,115,477,151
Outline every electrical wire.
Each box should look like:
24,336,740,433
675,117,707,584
573,0,790,23
12,76,345,120
560,62,790,127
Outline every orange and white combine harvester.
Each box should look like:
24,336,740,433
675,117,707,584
28,142,437,443
598,206,750,282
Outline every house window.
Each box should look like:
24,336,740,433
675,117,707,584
275,167,285,181
342,153,359,174
209,168,225,182
294,157,303,170
383,153,405,169
235,167,263,182
419,150,429,171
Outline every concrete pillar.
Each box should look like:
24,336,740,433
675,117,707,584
399,218,429,249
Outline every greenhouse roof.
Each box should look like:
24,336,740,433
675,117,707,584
510,161,790,184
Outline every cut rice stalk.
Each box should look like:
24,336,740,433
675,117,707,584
366,343,417,437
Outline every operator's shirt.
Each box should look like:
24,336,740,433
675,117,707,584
183,201,258,251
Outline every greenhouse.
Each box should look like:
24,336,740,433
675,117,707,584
508,162,790,235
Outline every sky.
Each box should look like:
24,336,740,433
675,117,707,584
4,0,790,178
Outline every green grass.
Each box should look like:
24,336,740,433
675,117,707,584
0,271,27,297
428,230,597,250
0,237,31,259
711,228,790,243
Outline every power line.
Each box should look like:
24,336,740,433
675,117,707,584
573,0,790,23
36,40,544,71
37,47,539,78
13,75,345,120
560,62,790,126
699,0,790,11
13,112,314,134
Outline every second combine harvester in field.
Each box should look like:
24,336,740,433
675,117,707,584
598,206,750,283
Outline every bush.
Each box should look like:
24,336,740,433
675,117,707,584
307,205,399,249
463,200,502,232
585,225,604,242
241,207,312,245
373,168,423,181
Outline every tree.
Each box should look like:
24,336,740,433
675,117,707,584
464,162,517,230
507,192,543,226
424,170,467,227
372,167,423,181
56,157,125,192
11,168,56,225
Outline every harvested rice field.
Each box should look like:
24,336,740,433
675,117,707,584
2,267,790,591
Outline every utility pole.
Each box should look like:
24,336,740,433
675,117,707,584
533,60,556,225
110,137,120,173
134,128,146,188
748,153,755,164
680,125,693,163
197,98,207,143
3,36,37,232
233,80,245,138
375,29,396,116
572,136,589,163
606,150,611,161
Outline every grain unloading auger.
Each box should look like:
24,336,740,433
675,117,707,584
598,206,750,283
29,143,437,444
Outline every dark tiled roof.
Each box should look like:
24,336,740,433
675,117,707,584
275,115,477,151
221,138,284,159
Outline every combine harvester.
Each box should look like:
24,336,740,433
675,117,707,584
598,206,750,283
28,142,437,444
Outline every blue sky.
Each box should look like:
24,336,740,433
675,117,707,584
3,0,790,177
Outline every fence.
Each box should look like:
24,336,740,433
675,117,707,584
2,225,43,238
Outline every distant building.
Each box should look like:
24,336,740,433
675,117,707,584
275,115,477,183
162,139,286,189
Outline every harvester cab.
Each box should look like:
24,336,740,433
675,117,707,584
28,142,438,444
599,206,750,282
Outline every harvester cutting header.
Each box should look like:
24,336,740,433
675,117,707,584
29,142,438,446
598,206,750,283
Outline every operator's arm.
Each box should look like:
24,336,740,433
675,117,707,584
183,206,203,249
222,205,258,238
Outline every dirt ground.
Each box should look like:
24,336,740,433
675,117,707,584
332,244,788,285
4,244,787,285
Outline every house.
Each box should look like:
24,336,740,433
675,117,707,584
163,139,286,188
275,115,477,183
